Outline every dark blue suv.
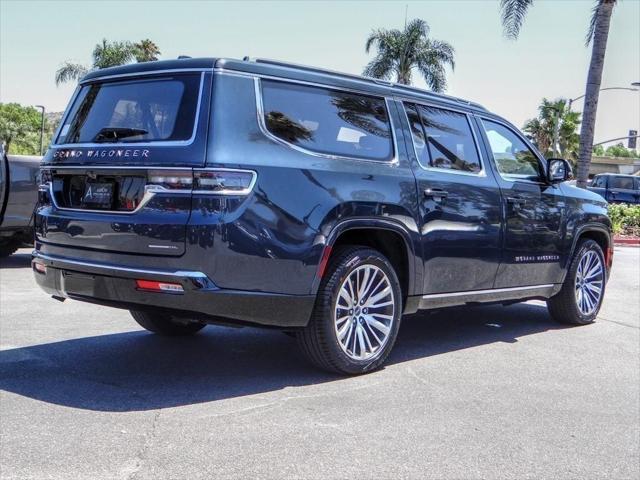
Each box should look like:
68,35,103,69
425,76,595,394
33,58,612,374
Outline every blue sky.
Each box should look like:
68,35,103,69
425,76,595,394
1,0,638,146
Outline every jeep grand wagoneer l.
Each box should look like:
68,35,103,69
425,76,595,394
33,57,612,374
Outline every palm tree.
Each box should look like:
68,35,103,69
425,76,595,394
55,39,161,85
134,39,161,62
500,0,617,188
523,98,581,160
54,62,89,86
363,19,455,92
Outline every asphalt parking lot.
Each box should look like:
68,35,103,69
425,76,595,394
1,247,638,479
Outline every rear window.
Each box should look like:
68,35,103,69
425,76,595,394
260,80,393,161
56,74,201,145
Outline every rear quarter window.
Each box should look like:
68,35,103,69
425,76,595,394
260,80,393,161
56,74,202,145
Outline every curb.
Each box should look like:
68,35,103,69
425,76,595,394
613,237,640,247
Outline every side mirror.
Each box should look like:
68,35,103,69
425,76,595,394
547,158,572,184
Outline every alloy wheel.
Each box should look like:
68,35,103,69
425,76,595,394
334,264,395,361
574,250,604,316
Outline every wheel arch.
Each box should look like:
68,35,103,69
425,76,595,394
310,219,420,308
568,224,613,279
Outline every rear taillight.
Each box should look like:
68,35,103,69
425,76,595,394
146,168,256,195
33,262,46,274
135,279,184,293
147,170,193,190
193,168,256,195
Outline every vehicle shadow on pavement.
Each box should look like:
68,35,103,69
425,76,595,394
0,252,32,269
0,303,570,412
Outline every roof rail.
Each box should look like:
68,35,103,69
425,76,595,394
243,57,486,111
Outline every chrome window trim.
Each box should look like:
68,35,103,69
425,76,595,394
400,101,486,178
479,116,548,185
54,72,206,148
214,67,487,113
422,284,554,299
253,77,400,165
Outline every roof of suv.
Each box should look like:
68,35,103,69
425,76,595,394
80,57,488,114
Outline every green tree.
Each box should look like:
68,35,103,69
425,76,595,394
134,39,161,62
363,18,455,92
523,98,581,160
500,0,618,188
0,103,45,155
55,38,161,85
603,142,639,158
592,144,605,156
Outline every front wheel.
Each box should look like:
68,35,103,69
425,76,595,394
547,239,606,325
297,246,402,375
130,310,206,336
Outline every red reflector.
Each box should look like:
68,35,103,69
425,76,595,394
33,262,46,274
317,245,333,278
135,279,184,293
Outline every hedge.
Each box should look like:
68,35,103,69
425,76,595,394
608,203,640,237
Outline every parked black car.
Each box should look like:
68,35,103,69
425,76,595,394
0,146,40,257
588,173,640,204
33,58,612,374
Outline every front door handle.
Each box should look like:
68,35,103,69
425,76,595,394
424,188,448,202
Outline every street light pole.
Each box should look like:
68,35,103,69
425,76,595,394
34,105,45,155
567,86,639,110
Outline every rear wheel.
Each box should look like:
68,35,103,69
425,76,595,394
130,310,206,336
547,239,606,325
298,246,402,375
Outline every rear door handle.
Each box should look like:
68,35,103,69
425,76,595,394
424,188,448,202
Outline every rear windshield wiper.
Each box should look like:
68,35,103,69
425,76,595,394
93,127,148,143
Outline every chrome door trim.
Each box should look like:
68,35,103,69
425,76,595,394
421,284,554,299
418,283,557,310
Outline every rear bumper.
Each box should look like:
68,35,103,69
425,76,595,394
32,251,314,328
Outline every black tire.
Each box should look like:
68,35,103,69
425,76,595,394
130,310,206,336
0,240,19,258
297,246,403,375
547,239,606,325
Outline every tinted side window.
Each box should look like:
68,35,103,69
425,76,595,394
260,80,393,161
404,104,429,166
609,176,635,190
482,119,542,181
406,104,481,173
591,176,606,188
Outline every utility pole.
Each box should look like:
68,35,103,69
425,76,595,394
35,105,45,155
